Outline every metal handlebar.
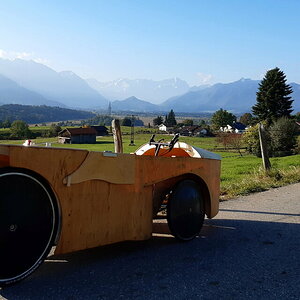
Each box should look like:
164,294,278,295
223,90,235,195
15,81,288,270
149,133,180,156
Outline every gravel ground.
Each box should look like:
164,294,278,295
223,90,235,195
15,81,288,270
1,183,299,300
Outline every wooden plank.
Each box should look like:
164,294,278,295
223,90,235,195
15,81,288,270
8,146,88,182
136,155,221,218
0,145,9,156
64,151,136,185
0,146,9,167
6,146,153,254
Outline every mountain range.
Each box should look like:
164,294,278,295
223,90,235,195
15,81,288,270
0,58,299,113
0,58,107,109
0,74,62,107
110,79,300,113
162,78,261,112
111,96,160,112
86,77,190,104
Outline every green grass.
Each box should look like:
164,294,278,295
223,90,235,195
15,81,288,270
220,154,300,199
1,133,299,200
0,133,217,152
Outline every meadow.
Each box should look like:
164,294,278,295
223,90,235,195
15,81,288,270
1,128,299,200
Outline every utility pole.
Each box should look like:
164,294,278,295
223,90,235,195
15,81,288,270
129,115,135,146
258,123,271,171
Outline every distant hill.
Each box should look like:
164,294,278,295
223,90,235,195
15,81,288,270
0,58,108,109
112,96,160,112
290,83,300,112
0,74,64,107
0,104,95,124
161,79,300,113
86,77,190,104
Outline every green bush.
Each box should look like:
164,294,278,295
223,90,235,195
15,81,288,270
295,137,300,154
243,124,271,157
269,117,297,156
10,120,32,139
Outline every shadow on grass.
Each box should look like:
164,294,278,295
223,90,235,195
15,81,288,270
1,218,299,299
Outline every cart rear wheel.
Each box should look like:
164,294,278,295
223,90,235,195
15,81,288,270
0,169,57,286
167,180,204,241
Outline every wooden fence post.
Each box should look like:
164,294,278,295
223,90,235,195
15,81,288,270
258,123,271,171
112,119,123,153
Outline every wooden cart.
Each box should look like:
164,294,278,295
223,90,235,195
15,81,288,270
0,139,221,286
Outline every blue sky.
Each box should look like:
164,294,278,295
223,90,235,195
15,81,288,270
1,0,300,85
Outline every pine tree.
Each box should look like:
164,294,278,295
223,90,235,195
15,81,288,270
165,109,177,126
239,113,253,126
153,116,163,126
252,68,293,124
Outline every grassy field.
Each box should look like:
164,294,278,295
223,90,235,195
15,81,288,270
220,153,300,199
1,131,299,200
0,133,220,153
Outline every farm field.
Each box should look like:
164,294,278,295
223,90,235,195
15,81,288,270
1,131,299,199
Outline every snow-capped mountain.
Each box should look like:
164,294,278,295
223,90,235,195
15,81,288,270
86,77,190,104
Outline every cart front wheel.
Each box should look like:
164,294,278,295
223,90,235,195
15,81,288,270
167,180,204,241
0,169,57,286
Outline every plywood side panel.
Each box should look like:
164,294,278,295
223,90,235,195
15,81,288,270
137,155,208,185
8,146,89,183
0,146,10,167
192,159,221,218
136,155,220,218
6,146,153,255
0,145,9,156
54,181,153,254
64,151,136,185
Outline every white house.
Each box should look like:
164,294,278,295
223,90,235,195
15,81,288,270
158,124,167,131
220,122,246,134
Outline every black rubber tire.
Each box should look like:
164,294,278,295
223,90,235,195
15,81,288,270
0,168,58,287
167,180,205,241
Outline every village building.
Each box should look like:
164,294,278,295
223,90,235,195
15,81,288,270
58,127,97,144
176,125,209,137
90,125,109,136
158,124,174,133
220,122,246,134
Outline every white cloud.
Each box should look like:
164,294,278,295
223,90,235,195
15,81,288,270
196,72,213,85
0,49,7,58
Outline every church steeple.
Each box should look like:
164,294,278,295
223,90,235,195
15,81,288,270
108,102,112,116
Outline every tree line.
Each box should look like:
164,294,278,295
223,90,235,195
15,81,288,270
0,104,94,124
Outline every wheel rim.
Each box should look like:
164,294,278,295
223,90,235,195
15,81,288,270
167,180,204,240
0,172,55,284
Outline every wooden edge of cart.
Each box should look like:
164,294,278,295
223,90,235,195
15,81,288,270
0,141,221,286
